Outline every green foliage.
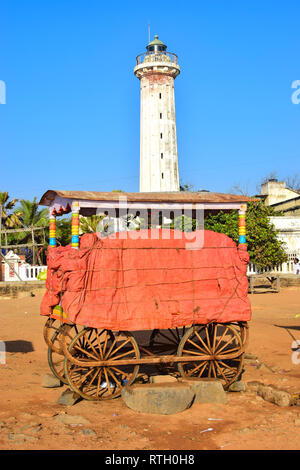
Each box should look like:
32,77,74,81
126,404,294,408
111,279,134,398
9,198,48,250
1,195,48,258
204,200,288,268
204,211,239,243
15,197,48,228
56,217,72,246
0,191,22,228
80,215,104,234
168,215,199,232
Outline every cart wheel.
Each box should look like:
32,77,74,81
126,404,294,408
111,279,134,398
149,328,186,373
177,323,244,388
47,324,83,385
231,322,249,347
64,329,140,401
58,323,83,355
48,329,67,384
43,318,62,352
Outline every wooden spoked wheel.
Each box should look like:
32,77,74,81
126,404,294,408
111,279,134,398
64,329,140,401
177,323,244,388
47,324,83,385
149,328,187,355
149,328,186,373
43,318,63,352
231,322,249,347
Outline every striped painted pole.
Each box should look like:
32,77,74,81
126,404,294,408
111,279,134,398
238,206,246,245
49,210,56,248
71,201,80,249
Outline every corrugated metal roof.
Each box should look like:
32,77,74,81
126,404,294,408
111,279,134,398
39,189,252,206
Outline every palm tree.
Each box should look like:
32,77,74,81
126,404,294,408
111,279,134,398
13,197,49,264
15,197,48,228
0,192,22,228
80,215,104,234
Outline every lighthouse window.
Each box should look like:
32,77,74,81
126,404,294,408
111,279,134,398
160,133,163,139
159,93,162,99
162,173,164,179
160,113,162,119
161,153,163,159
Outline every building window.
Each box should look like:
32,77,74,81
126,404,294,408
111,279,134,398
161,153,163,159
160,113,162,119
162,173,164,179
160,133,163,139
159,93,162,99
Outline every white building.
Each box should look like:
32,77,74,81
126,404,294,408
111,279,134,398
1,250,46,282
134,35,180,192
270,216,300,254
260,179,300,209
258,179,300,261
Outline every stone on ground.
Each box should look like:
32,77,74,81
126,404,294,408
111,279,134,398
82,428,96,436
228,381,246,392
55,414,91,426
150,375,178,384
179,378,227,404
20,423,42,434
245,381,264,392
121,383,195,415
41,373,61,388
8,433,36,443
246,381,292,406
57,388,81,406
258,385,292,407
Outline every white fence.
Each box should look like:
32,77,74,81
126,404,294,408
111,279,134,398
20,265,47,281
247,252,299,275
1,250,47,282
3,263,47,282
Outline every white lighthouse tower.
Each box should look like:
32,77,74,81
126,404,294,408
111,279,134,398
134,35,180,192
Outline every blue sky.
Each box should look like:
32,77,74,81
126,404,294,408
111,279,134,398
1,0,300,201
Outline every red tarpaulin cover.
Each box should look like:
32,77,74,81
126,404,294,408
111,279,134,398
41,229,251,330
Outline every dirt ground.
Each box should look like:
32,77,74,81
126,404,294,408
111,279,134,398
0,286,299,451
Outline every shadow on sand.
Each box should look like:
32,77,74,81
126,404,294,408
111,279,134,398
4,340,34,353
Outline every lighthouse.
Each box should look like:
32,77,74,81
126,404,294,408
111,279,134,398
134,35,180,192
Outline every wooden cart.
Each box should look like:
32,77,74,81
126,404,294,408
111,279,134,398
40,190,251,401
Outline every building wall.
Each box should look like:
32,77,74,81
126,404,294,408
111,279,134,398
270,198,300,216
261,180,299,206
270,216,300,254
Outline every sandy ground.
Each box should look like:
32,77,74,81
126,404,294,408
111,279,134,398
0,287,299,451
